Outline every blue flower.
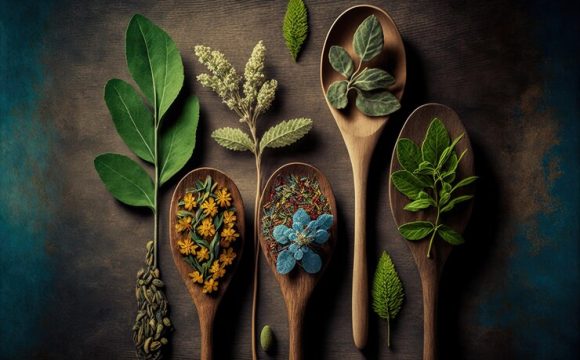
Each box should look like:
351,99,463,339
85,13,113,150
272,208,333,274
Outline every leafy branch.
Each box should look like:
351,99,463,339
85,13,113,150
326,15,400,116
193,41,312,360
391,118,477,257
94,14,199,359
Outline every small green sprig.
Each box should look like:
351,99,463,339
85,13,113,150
283,0,308,61
372,251,404,348
391,118,477,258
326,15,400,116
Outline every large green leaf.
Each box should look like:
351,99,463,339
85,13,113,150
355,89,400,116
396,138,422,172
104,79,155,163
353,15,384,62
259,118,312,152
328,45,354,78
421,118,450,165
398,221,434,240
437,225,464,245
211,127,254,152
126,14,184,121
326,80,349,109
94,153,154,210
159,96,200,185
352,68,394,91
391,170,429,200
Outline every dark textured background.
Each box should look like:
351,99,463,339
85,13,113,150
1,0,578,359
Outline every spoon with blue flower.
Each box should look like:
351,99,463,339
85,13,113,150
259,163,337,360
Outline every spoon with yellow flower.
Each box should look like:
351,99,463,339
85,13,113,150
170,167,245,360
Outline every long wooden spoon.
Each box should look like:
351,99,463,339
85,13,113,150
258,163,337,360
320,4,406,349
169,168,245,360
389,104,474,360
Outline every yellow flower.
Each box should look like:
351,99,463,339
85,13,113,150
223,210,237,225
196,246,210,262
201,198,218,217
202,278,219,294
177,239,197,255
183,192,197,211
209,260,226,279
215,188,232,208
219,247,237,266
221,227,239,243
175,216,192,233
197,218,216,238
189,270,203,284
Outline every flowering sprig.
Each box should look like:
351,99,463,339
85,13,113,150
273,208,333,274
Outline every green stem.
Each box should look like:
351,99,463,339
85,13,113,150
153,117,159,269
427,178,440,258
387,319,391,348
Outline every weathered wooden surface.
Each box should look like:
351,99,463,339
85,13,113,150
1,0,578,359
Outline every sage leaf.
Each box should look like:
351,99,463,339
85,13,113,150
437,133,464,168
259,118,312,152
211,127,254,152
353,15,383,62
437,225,465,245
440,195,473,213
398,221,434,240
329,45,354,78
352,68,394,91
421,118,450,165
391,170,430,200
355,89,400,116
159,96,200,185
397,138,422,172
126,14,184,121
326,80,349,109
403,198,434,212
94,153,154,210
452,176,478,192
104,79,155,163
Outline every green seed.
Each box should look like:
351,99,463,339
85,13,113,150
260,325,274,353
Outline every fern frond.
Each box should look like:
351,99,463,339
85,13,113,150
283,0,308,61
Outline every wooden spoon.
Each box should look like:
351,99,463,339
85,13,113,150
169,167,245,360
389,104,474,360
320,4,406,349
258,163,337,360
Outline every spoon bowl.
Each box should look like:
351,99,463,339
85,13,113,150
258,163,337,360
320,4,406,349
169,167,245,360
389,104,474,360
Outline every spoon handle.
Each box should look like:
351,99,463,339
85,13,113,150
287,299,306,360
199,306,216,360
421,268,439,360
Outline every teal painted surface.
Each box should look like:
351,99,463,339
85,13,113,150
477,0,580,358
0,0,56,357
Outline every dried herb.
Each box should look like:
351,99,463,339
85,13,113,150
372,251,404,348
174,175,240,294
391,118,477,257
94,14,199,359
326,15,400,116
283,0,309,61
261,175,333,274
194,41,312,358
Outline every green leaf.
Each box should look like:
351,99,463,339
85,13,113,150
328,45,354,78
396,138,422,172
94,153,154,210
391,170,429,200
352,68,395,91
372,251,404,348
437,225,465,245
440,195,473,213
355,89,400,116
283,0,308,61
211,127,254,152
403,198,434,212
126,14,184,121
259,118,312,152
353,14,384,62
437,133,464,168
104,79,155,163
421,118,450,165
398,221,434,240
452,176,478,192
158,96,200,185
326,80,349,109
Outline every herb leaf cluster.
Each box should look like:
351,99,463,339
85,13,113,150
283,0,308,61
372,251,404,348
94,14,199,359
391,118,477,257
326,15,400,116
